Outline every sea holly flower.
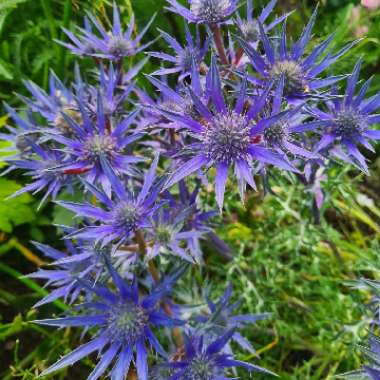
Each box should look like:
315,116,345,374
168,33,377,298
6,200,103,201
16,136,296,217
0,104,40,159
86,61,146,119
193,284,271,354
4,142,71,204
235,0,291,46
166,0,239,25
146,205,206,263
35,260,186,380
297,59,380,174
258,76,317,160
14,68,85,138
48,96,143,194
59,156,162,247
28,240,108,307
238,8,358,98
59,2,156,60
149,24,210,79
156,57,297,210
163,330,274,379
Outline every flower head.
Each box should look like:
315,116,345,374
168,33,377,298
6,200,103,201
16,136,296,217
297,59,380,174
49,95,143,194
35,259,186,380
166,0,239,25
4,142,71,204
238,9,358,98
164,330,273,379
59,2,156,60
155,57,298,210
28,240,107,306
59,156,161,247
146,204,207,263
149,24,210,79
236,0,290,45
193,284,271,353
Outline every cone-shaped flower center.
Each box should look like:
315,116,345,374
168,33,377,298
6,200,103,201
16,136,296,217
155,225,173,244
263,122,288,146
54,107,83,135
270,60,305,95
112,202,140,232
184,356,215,380
107,37,134,57
108,303,148,344
203,111,250,164
335,109,366,137
190,0,232,23
240,20,260,42
82,134,117,162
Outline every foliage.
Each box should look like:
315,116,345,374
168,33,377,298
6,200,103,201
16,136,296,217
0,1,380,380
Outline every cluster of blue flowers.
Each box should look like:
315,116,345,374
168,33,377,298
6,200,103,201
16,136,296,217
2,0,380,378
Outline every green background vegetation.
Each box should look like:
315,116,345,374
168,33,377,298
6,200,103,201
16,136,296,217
0,0,380,379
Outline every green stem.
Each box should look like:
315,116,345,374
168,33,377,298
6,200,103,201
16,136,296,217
0,262,68,311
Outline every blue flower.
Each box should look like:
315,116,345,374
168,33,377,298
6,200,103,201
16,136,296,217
48,95,144,194
0,104,40,159
28,240,106,307
146,204,207,264
163,330,274,379
59,156,162,247
235,0,291,46
166,0,239,25
296,59,380,174
238,8,358,98
35,259,186,380
4,142,71,204
155,56,298,210
193,284,271,354
17,70,79,127
59,2,156,60
86,61,147,120
149,24,210,79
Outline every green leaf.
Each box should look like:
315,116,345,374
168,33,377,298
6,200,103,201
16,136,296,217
0,178,36,233
0,58,13,80
0,0,28,12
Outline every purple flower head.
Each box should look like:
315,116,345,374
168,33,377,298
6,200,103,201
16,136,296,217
35,259,186,380
193,284,271,354
18,71,78,126
59,156,162,247
0,104,40,158
238,8,358,98
258,76,317,161
298,59,380,174
49,95,144,194
166,0,239,25
236,0,290,45
149,24,210,79
5,142,71,205
59,2,156,61
146,204,206,264
85,61,145,120
28,240,108,307
156,57,297,210
164,330,274,379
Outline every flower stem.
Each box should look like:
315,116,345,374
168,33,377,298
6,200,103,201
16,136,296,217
211,25,229,65
234,47,244,66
